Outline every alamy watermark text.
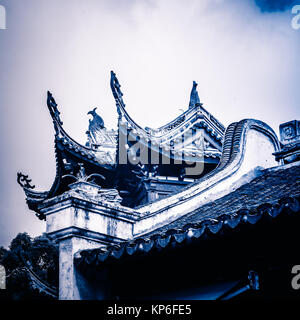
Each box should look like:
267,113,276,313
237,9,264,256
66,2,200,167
292,5,300,30
0,4,6,30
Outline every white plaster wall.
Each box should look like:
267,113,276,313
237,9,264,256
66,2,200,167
133,126,280,236
74,207,133,239
46,208,73,233
46,205,133,239
238,129,278,176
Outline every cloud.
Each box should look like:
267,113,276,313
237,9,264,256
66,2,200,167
255,0,297,12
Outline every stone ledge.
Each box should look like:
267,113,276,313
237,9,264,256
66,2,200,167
39,194,140,223
47,226,125,244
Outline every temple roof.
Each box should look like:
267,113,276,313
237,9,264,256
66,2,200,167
75,161,300,266
145,162,300,235
18,72,228,216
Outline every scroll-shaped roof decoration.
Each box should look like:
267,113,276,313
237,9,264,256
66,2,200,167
17,172,35,189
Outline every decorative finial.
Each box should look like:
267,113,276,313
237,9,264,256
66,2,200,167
62,163,106,184
17,172,35,189
87,107,105,129
47,91,63,125
110,71,125,109
189,81,201,109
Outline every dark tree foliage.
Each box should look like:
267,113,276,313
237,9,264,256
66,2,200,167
0,233,58,300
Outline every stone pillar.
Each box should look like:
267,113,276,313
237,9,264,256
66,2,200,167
58,237,102,300
38,181,139,300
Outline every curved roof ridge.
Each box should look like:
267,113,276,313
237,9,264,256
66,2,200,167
17,91,117,219
46,91,98,153
47,91,116,169
110,71,225,139
132,119,280,235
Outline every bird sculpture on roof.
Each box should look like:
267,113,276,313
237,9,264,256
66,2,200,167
88,107,105,130
189,81,201,109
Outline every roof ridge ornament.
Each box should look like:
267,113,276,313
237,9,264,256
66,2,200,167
110,70,125,110
189,81,201,109
17,172,35,189
62,163,106,184
87,107,105,130
47,91,63,132
62,164,123,204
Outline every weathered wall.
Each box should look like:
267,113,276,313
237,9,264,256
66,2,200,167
43,197,137,240
58,237,107,300
42,193,138,299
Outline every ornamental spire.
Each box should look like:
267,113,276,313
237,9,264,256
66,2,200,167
46,91,64,135
110,70,125,110
189,81,201,109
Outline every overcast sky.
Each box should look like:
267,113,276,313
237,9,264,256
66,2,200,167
0,0,299,247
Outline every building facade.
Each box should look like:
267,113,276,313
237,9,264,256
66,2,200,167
18,72,300,300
